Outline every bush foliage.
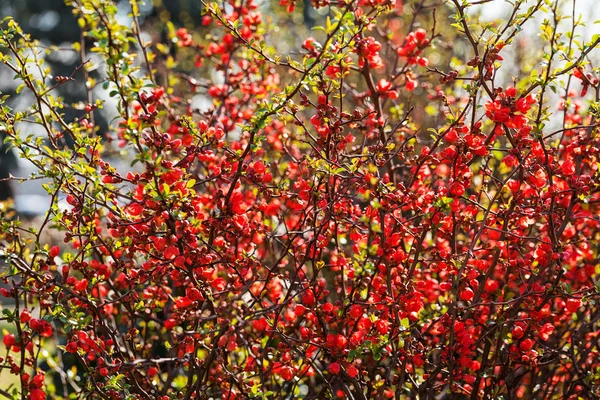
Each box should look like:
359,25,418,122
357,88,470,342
1,0,600,398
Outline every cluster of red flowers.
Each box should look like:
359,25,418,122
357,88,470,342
485,86,536,131
1,0,600,399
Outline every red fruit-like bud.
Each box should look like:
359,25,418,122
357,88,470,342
376,79,392,93
512,326,524,339
329,362,341,375
349,304,363,319
213,236,225,247
460,287,474,301
30,374,44,389
519,338,534,351
49,246,60,258
175,297,192,309
565,298,581,313
302,292,315,306
294,304,306,316
376,320,389,335
29,389,46,400
539,323,555,341
127,203,144,216
66,194,77,206
300,326,311,339
198,120,208,132
346,364,359,378
3,334,15,347
502,155,517,167
415,28,427,42
484,280,499,293
164,319,177,330
280,366,294,381
75,279,88,292
20,309,32,323
405,78,417,91
253,318,268,332
302,37,318,51
30,319,42,331
505,86,517,97
65,342,78,353
186,287,203,302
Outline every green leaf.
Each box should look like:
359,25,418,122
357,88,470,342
401,318,410,329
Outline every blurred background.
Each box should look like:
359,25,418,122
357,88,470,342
0,0,598,218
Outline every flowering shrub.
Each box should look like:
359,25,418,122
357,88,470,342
1,0,600,398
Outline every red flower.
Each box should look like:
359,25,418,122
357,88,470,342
65,342,78,353
349,304,363,319
539,323,554,341
230,191,247,214
29,389,46,400
20,309,32,323
3,334,15,347
346,364,359,378
175,296,193,309
449,182,465,197
127,203,144,216
376,79,393,93
30,374,44,389
512,326,525,339
329,362,341,375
